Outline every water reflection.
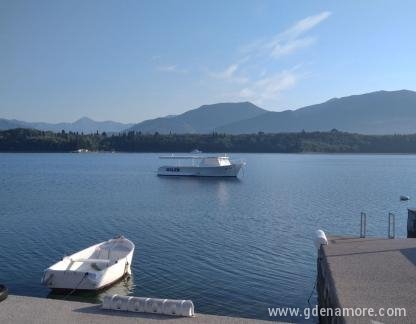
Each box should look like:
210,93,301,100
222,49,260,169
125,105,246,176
216,181,230,206
47,274,135,303
158,176,240,206
158,176,241,183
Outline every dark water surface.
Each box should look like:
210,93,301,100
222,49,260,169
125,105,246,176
1,153,415,321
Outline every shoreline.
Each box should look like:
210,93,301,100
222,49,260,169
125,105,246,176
2,151,416,155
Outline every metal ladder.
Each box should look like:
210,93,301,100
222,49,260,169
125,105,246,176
388,212,395,239
360,212,395,239
360,212,367,238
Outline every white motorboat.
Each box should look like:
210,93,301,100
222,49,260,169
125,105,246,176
41,236,134,290
157,155,245,177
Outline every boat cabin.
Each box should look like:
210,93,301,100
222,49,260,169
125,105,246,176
159,155,231,167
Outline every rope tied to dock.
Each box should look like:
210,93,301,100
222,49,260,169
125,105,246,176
307,276,317,307
0,284,8,303
63,272,89,300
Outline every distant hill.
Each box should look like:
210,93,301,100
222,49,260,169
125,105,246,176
4,90,416,135
127,102,267,134
0,117,133,133
217,90,416,134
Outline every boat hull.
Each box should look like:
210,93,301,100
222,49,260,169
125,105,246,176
157,163,243,177
41,237,134,291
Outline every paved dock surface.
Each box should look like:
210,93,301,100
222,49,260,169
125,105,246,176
320,236,416,323
0,295,273,324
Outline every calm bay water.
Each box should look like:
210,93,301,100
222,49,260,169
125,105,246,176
1,153,415,321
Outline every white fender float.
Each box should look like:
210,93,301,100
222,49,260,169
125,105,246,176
102,294,195,317
314,230,328,249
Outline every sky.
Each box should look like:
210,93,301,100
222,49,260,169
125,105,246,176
1,0,416,123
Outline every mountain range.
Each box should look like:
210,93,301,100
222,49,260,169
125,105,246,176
2,90,416,135
127,102,267,134
0,117,133,134
217,90,416,134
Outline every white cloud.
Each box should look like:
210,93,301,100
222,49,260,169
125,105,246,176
208,59,250,84
270,36,316,58
266,11,331,58
245,11,331,59
238,69,299,104
157,65,187,73
205,12,331,107
211,64,239,79
280,11,332,40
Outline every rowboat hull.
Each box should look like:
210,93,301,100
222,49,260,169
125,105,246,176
41,236,134,291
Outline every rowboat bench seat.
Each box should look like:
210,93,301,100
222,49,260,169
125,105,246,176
70,258,110,263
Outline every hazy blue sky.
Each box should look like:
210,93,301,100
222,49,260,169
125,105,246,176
1,0,415,123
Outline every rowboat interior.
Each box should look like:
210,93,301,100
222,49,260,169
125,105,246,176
52,239,133,272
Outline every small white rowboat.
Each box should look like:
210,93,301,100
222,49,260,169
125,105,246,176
41,236,135,290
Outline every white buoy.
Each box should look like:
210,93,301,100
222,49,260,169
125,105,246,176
102,295,194,317
314,230,328,249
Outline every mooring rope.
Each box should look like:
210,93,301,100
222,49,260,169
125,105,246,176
63,272,88,300
307,275,317,307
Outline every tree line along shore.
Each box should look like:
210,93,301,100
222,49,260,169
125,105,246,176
1,128,416,153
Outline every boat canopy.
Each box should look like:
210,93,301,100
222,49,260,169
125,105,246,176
159,155,228,159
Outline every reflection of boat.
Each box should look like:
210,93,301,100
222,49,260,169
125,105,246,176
41,236,134,291
47,274,134,303
157,155,245,177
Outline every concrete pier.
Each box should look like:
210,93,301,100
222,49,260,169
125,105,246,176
318,236,416,323
0,295,273,324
